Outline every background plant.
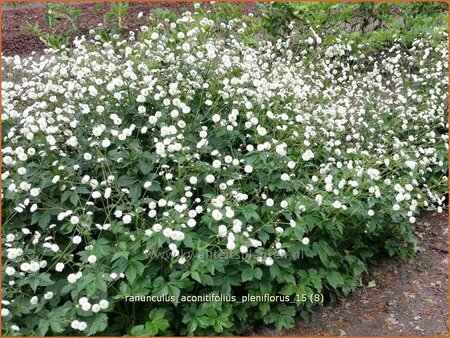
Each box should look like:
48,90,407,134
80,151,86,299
22,2,131,50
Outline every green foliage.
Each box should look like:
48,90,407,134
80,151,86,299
3,2,448,336
21,3,83,50
257,2,447,52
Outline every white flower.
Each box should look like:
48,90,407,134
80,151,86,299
20,262,30,272
87,255,97,264
280,173,290,181
67,273,77,283
315,194,323,206
266,198,274,207
91,304,101,313
276,144,287,156
405,160,417,170
5,267,15,276
78,321,87,331
70,216,80,225
71,320,80,330
101,139,111,148
205,174,215,183
99,299,109,309
212,160,221,168
122,214,132,224
265,257,274,266
302,150,314,161
72,236,82,244
29,261,40,272
368,210,375,217
1,308,10,317
302,237,310,245
225,208,235,218
226,241,236,250
189,176,198,185
66,136,78,147
232,223,241,233
182,43,190,51
91,191,102,199
44,291,53,300
30,188,40,197
212,209,223,221
55,262,65,272
244,165,253,173
332,201,342,209
280,200,288,208
152,223,163,232
163,228,173,238
30,296,38,304
218,225,228,237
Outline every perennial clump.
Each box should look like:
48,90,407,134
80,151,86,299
1,6,448,336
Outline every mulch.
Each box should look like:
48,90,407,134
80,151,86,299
1,2,258,56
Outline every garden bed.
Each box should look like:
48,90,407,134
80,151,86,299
1,2,448,336
254,211,448,336
1,2,257,56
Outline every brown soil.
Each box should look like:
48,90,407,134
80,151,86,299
254,211,449,336
1,2,257,56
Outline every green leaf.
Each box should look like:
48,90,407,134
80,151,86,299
86,313,108,336
130,325,146,336
254,267,263,280
241,204,260,222
118,175,136,186
138,160,153,175
242,268,254,282
129,183,142,202
125,261,145,284
326,270,345,289
145,308,170,336
191,271,202,283
38,319,50,335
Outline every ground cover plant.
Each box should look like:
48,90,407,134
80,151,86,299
1,2,448,336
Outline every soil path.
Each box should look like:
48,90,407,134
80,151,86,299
254,211,449,336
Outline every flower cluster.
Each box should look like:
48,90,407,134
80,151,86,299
1,6,447,336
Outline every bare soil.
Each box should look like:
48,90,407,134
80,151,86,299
254,211,449,336
1,2,257,56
